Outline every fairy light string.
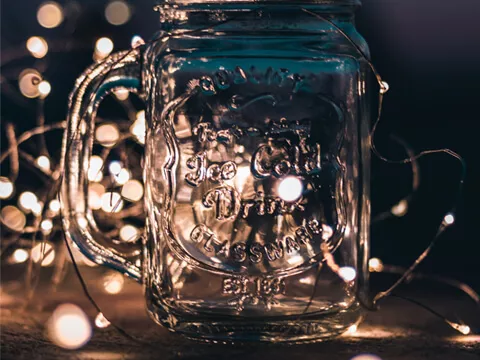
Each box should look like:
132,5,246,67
0,3,475,349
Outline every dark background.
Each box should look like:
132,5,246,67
1,0,479,289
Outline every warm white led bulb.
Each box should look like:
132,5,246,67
94,312,111,329
443,213,455,226
368,258,384,273
48,199,61,214
391,199,408,217
277,176,303,202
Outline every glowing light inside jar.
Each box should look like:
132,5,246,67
338,266,356,282
113,169,130,185
101,192,123,213
36,155,51,171
26,36,48,59
121,179,143,202
103,272,124,294
95,123,120,147
41,219,54,235
113,88,129,101
0,177,14,199
88,183,105,210
108,161,122,175
277,176,303,202
119,224,140,242
48,304,91,350
18,191,39,213
48,199,61,214
37,2,64,29
88,156,104,182
12,249,29,264
1,206,26,232
105,0,131,26
130,111,146,145
19,69,42,98
31,242,55,266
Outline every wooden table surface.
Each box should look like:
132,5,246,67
1,265,479,360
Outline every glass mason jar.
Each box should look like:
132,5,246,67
61,0,372,343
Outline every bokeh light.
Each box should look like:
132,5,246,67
277,176,303,202
38,80,51,98
18,191,39,213
119,224,140,242
95,123,120,148
338,266,357,282
36,155,51,172
0,177,14,200
103,272,124,294
368,258,384,272
105,0,131,26
18,69,42,98
31,242,55,266
121,179,143,202
88,183,106,210
48,304,91,350
26,36,48,59
101,192,123,213
1,206,26,232
94,37,114,60
130,111,146,144
12,249,29,264
94,312,111,329
37,2,64,29
88,155,104,182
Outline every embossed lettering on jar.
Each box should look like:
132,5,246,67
63,0,372,344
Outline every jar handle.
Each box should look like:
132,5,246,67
60,48,144,282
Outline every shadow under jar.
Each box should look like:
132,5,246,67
62,0,373,343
